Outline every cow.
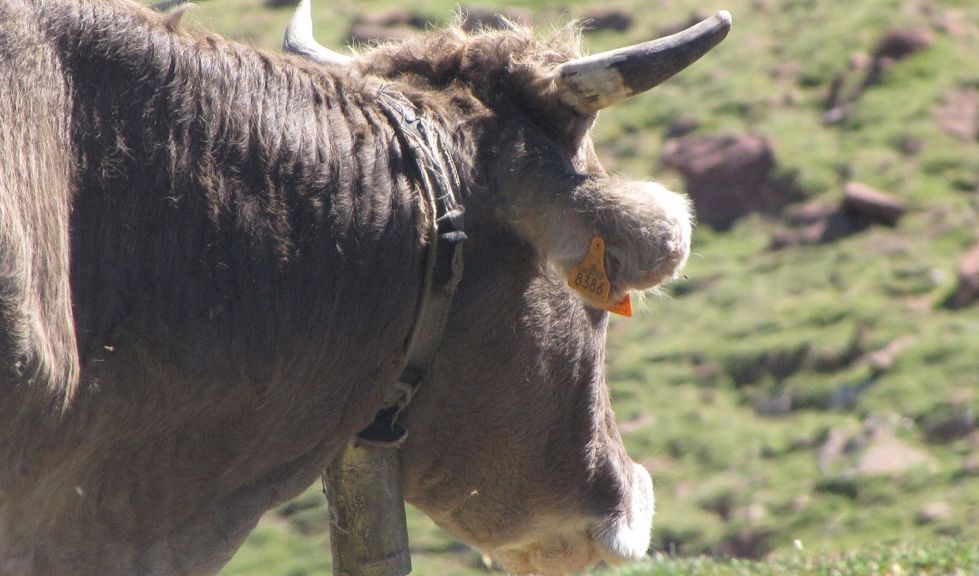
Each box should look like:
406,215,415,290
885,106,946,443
0,0,729,574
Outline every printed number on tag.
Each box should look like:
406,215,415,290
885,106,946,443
568,237,612,301
567,238,632,317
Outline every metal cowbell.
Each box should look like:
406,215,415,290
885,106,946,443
325,442,412,576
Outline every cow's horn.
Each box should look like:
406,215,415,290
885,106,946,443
283,0,354,66
556,10,731,114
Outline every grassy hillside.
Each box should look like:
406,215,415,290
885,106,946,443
148,0,979,573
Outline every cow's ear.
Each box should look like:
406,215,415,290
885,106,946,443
497,147,691,306
531,178,690,304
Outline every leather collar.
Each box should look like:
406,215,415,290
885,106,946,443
356,90,466,447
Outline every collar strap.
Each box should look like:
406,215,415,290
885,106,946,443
356,90,466,447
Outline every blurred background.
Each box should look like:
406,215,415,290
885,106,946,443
143,0,979,572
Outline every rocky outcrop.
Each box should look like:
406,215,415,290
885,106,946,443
842,182,907,227
771,182,906,249
856,437,937,477
824,27,933,124
872,27,934,62
661,133,807,229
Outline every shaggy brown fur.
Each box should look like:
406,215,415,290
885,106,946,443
0,1,691,574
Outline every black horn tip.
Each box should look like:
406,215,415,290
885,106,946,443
556,8,732,114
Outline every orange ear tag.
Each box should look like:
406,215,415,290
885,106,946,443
567,237,632,317
605,293,633,317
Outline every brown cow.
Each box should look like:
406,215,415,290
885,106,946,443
0,0,729,574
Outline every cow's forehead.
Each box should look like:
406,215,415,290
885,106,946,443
356,24,585,126
359,22,582,78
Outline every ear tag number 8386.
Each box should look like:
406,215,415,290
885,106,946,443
567,237,632,317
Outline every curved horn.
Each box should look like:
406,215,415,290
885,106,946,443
557,10,731,115
283,0,354,66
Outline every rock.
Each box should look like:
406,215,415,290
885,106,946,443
935,89,979,141
861,412,904,441
782,202,838,227
823,29,932,121
817,428,851,475
823,52,874,119
916,501,951,524
772,184,907,249
812,325,867,372
745,503,767,523
580,8,634,33
895,134,925,155
950,388,975,405
920,406,975,444
664,115,699,139
935,9,979,39
698,490,736,520
724,344,811,387
770,204,870,249
842,182,907,227
791,494,810,512
861,28,933,88
693,362,722,379
770,61,803,81
856,437,936,477
872,28,934,61
945,242,979,309
661,133,806,229
856,335,914,376
755,388,793,417
816,415,933,479
712,529,773,560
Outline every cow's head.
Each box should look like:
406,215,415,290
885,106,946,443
287,3,729,573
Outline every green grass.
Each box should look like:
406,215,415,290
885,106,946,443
612,539,979,576
137,0,979,573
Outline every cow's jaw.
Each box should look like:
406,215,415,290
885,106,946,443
489,463,654,575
